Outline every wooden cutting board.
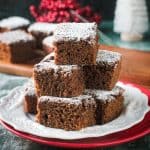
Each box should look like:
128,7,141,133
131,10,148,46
0,62,33,77
0,45,150,88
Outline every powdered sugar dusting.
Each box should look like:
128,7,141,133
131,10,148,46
40,95,94,105
28,22,57,35
97,50,122,64
42,36,55,47
54,23,98,44
24,81,36,97
85,86,124,102
0,30,35,44
0,16,30,29
34,60,79,73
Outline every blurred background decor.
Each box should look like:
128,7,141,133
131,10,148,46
1,0,149,20
29,0,102,23
0,0,149,49
114,0,149,42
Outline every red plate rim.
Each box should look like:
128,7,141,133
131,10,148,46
0,81,150,149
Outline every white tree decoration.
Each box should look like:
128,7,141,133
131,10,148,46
114,0,149,41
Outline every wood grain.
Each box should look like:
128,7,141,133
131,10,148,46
0,45,150,88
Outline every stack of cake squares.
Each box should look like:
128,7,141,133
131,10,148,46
24,23,124,131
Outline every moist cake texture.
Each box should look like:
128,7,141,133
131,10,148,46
34,59,84,97
83,50,122,90
0,30,36,63
85,86,124,124
53,23,98,65
36,95,96,130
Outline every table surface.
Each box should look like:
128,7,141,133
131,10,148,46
0,21,150,150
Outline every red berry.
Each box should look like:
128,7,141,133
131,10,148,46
30,0,102,23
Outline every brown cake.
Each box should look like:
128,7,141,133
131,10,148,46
33,59,85,97
53,23,98,65
28,22,125,131
0,30,36,63
42,36,55,54
83,50,122,90
85,86,124,124
36,95,96,130
0,16,30,32
24,82,37,114
28,22,57,48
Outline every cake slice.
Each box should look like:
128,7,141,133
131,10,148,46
0,16,30,32
85,86,124,124
42,36,55,54
34,59,84,97
83,50,122,90
24,82,37,114
36,95,96,130
28,22,57,48
53,23,98,65
0,30,36,63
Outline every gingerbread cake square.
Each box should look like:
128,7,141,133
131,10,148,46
28,22,57,48
42,36,55,54
83,50,122,90
36,95,96,130
0,30,36,63
0,16,30,32
85,86,124,124
34,59,84,97
53,23,98,65
24,81,37,114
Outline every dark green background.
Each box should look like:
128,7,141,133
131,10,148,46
0,0,150,21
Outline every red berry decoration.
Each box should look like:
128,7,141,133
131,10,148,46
30,0,102,23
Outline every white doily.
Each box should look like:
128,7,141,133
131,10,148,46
0,82,149,140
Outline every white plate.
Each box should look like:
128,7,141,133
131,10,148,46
0,82,149,140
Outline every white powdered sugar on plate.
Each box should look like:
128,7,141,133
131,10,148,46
0,81,149,140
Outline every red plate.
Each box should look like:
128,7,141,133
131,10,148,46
0,82,150,149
